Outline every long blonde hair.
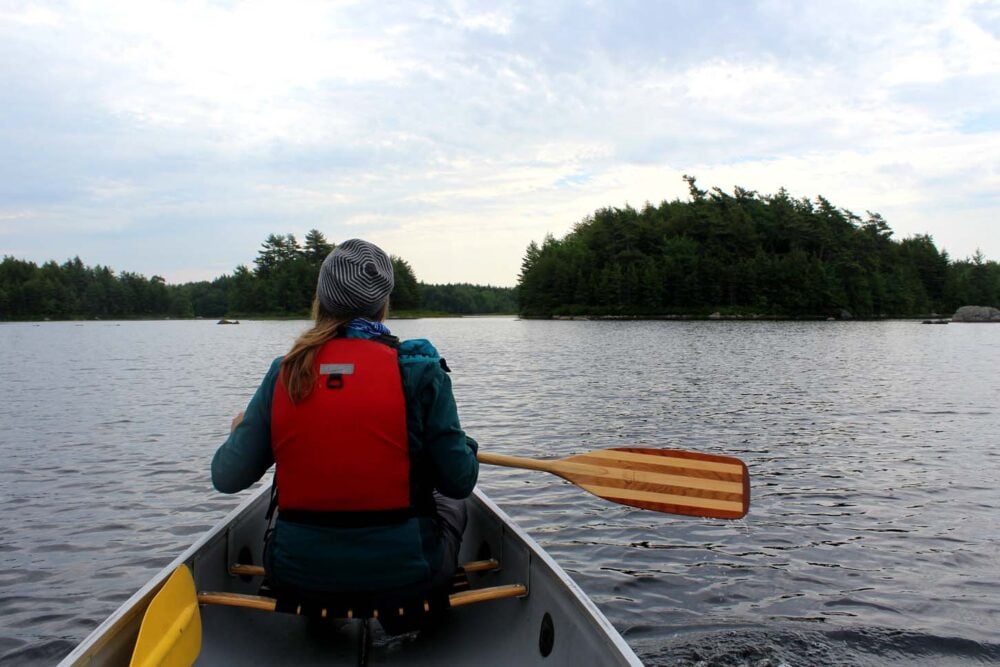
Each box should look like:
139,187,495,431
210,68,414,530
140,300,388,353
280,298,388,403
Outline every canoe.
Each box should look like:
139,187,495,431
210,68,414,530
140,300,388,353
59,485,643,666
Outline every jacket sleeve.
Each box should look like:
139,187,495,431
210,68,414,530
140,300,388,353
402,341,479,499
211,358,280,493
421,368,479,498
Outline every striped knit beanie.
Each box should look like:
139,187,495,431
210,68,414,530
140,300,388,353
316,239,395,317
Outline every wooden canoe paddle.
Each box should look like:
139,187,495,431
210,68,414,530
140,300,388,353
477,447,749,519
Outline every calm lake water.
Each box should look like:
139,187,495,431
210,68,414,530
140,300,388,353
1,318,999,665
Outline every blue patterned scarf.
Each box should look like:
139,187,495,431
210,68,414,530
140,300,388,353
345,318,392,337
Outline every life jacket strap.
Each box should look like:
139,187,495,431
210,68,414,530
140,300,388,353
372,333,400,348
265,479,279,522
279,507,417,528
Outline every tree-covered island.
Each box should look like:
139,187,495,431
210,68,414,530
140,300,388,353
3,180,998,322
517,177,1000,319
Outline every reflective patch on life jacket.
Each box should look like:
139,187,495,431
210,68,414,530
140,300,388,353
319,363,355,375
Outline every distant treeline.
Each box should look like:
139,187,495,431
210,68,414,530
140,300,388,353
420,283,517,314
518,177,1000,318
0,230,516,320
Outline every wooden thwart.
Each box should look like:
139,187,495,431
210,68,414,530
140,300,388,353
229,563,265,577
459,558,501,574
229,558,500,579
197,583,528,613
448,584,527,607
478,446,750,519
219,558,517,616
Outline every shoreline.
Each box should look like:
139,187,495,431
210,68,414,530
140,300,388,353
539,313,955,322
0,315,961,324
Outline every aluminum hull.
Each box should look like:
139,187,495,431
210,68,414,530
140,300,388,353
60,486,642,666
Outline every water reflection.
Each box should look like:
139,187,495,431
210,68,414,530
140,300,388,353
1,319,998,665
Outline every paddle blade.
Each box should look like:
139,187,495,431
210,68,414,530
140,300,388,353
562,448,750,519
130,565,202,667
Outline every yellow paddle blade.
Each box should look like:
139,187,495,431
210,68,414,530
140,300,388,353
130,565,202,667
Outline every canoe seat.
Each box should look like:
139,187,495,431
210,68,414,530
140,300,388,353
215,559,524,635
270,585,451,635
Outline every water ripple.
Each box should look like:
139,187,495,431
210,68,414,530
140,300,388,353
1,319,999,665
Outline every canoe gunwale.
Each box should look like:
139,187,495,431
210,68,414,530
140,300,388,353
469,490,641,665
58,484,273,666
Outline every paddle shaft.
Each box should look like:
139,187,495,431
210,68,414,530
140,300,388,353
477,451,564,474
478,451,687,482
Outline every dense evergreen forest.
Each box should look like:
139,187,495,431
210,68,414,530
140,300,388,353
0,229,516,320
4,184,998,322
518,177,1000,318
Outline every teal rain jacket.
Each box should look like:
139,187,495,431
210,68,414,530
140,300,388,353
211,331,479,592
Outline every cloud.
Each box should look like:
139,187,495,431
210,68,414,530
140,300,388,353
1,0,999,285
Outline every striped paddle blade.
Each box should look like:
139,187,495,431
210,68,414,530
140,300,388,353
559,448,749,519
477,448,749,519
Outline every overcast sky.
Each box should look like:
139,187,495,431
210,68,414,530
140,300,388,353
2,1,999,286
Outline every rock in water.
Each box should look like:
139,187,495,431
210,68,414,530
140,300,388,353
952,306,1000,322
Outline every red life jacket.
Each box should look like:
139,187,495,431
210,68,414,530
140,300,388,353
271,337,413,523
